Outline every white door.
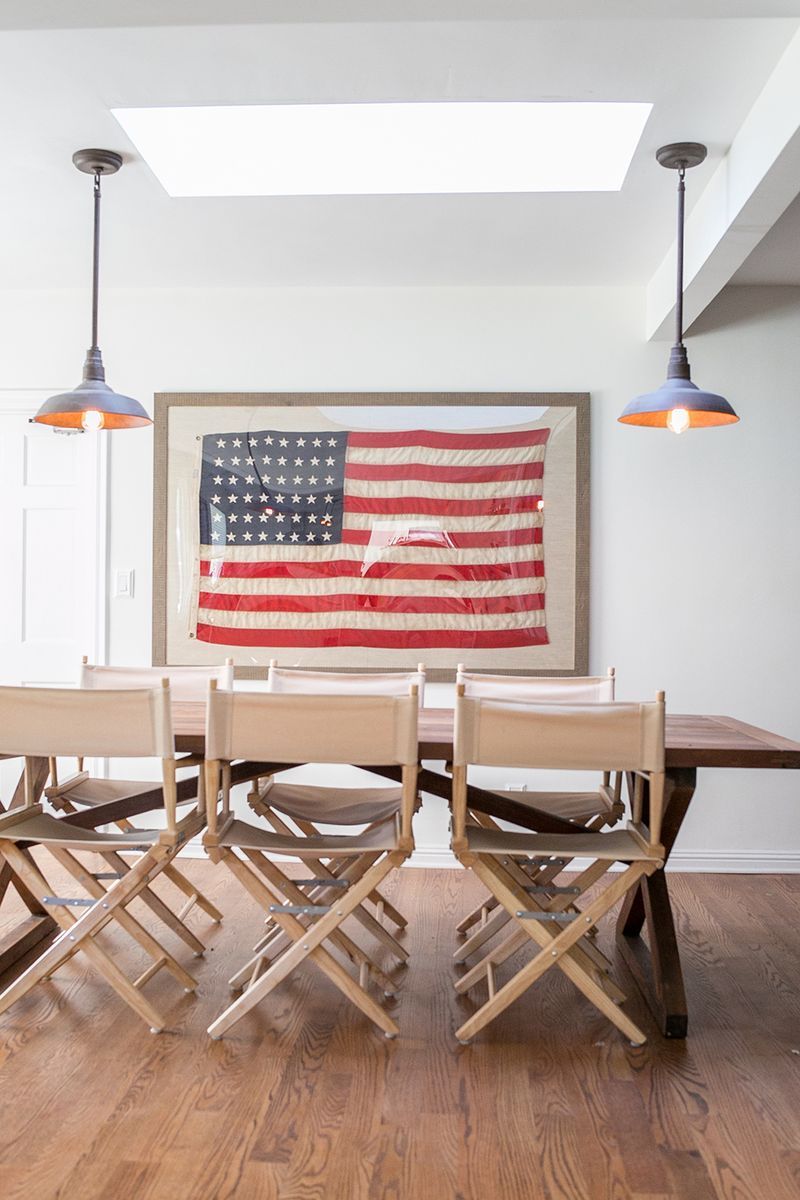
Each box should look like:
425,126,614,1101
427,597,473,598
0,393,107,691
0,391,107,686
0,390,107,798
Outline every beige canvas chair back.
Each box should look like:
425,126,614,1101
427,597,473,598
456,666,615,704
0,683,174,761
207,687,419,767
453,692,665,848
268,661,426,706
80,659,233,701
454,694,662,773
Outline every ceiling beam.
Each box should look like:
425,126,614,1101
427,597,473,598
646,24,800,340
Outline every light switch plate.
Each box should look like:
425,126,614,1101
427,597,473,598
114,568,135,599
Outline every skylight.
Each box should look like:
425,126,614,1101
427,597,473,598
112,102,652,197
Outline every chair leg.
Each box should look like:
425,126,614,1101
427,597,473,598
160,862,224,924
456,919,627,1007
256,809,409,964
53,800,215,950
326,851,408,931
454,850,582,963
1,834,188,972
453,903,510,962
456,894,499,936
49,847,197,992
455,855,651,1044
291,857,409,963
0,844,170,1031
243,851,398,995
228,921,286,990
207,848,402,1040
258,801,410,932
454,855,627,1005
454,801,621,941
99,849,207,957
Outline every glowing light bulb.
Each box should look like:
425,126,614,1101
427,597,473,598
81,409,105,432
666,407,690,435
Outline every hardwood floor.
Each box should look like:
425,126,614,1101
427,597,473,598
1,858,799,1200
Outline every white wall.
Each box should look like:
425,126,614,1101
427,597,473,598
1,282,798,867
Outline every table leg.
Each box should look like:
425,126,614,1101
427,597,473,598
615,767,697,1039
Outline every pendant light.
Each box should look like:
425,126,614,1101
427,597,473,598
32,149,151,431
619,142,738,433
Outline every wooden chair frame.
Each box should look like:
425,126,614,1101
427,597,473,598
203,683,419,1040
452,667,624,953
0,682,204,1032
41,658,237,950
232,660,427,977
451,687,666,1046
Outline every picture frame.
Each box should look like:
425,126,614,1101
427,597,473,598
153,392,589,680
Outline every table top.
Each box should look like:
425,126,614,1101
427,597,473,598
170,703,800,771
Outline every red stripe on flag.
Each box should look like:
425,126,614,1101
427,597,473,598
342,527,542,548
200,558,544,581
196,623,550,649
348,429,550,450
199,591,545,615
343,494,541,517
344,461,544,483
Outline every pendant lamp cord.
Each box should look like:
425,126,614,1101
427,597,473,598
91,170,101,352
675,165,685,348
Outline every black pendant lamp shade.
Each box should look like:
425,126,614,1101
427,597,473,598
33,149,151,431
619,142,739,433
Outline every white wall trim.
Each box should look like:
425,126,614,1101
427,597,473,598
665,849,800,874
173,844,800,872
407,847,460,869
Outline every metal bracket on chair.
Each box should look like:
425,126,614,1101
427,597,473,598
91,872,123,880
268,904,331,916
42,896,96,907
522,885,580,895
515,910,577,922
294,878,348,889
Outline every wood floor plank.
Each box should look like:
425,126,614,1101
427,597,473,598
1,861,800,1200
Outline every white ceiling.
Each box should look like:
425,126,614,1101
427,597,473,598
0,7,799,291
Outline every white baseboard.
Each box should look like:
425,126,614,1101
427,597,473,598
407,847,461,869
174,843,800,872
665,849,800,873
176,842,459,868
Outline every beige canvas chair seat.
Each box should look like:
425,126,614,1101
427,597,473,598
0,808,161,852
203,684,420,1041
0,681,205,1034
51,776,198,808
490,788,615,825
216,814,400,855
451,689,666,1047
466,825,658,862
254,779,402,825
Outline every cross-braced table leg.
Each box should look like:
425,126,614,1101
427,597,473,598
615,767,696,1038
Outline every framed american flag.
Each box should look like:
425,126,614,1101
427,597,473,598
153,393,589,679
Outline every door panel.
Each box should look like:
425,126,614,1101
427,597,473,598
0,395,107,798
0,397,106,687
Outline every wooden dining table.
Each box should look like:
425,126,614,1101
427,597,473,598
3,705,800,1039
